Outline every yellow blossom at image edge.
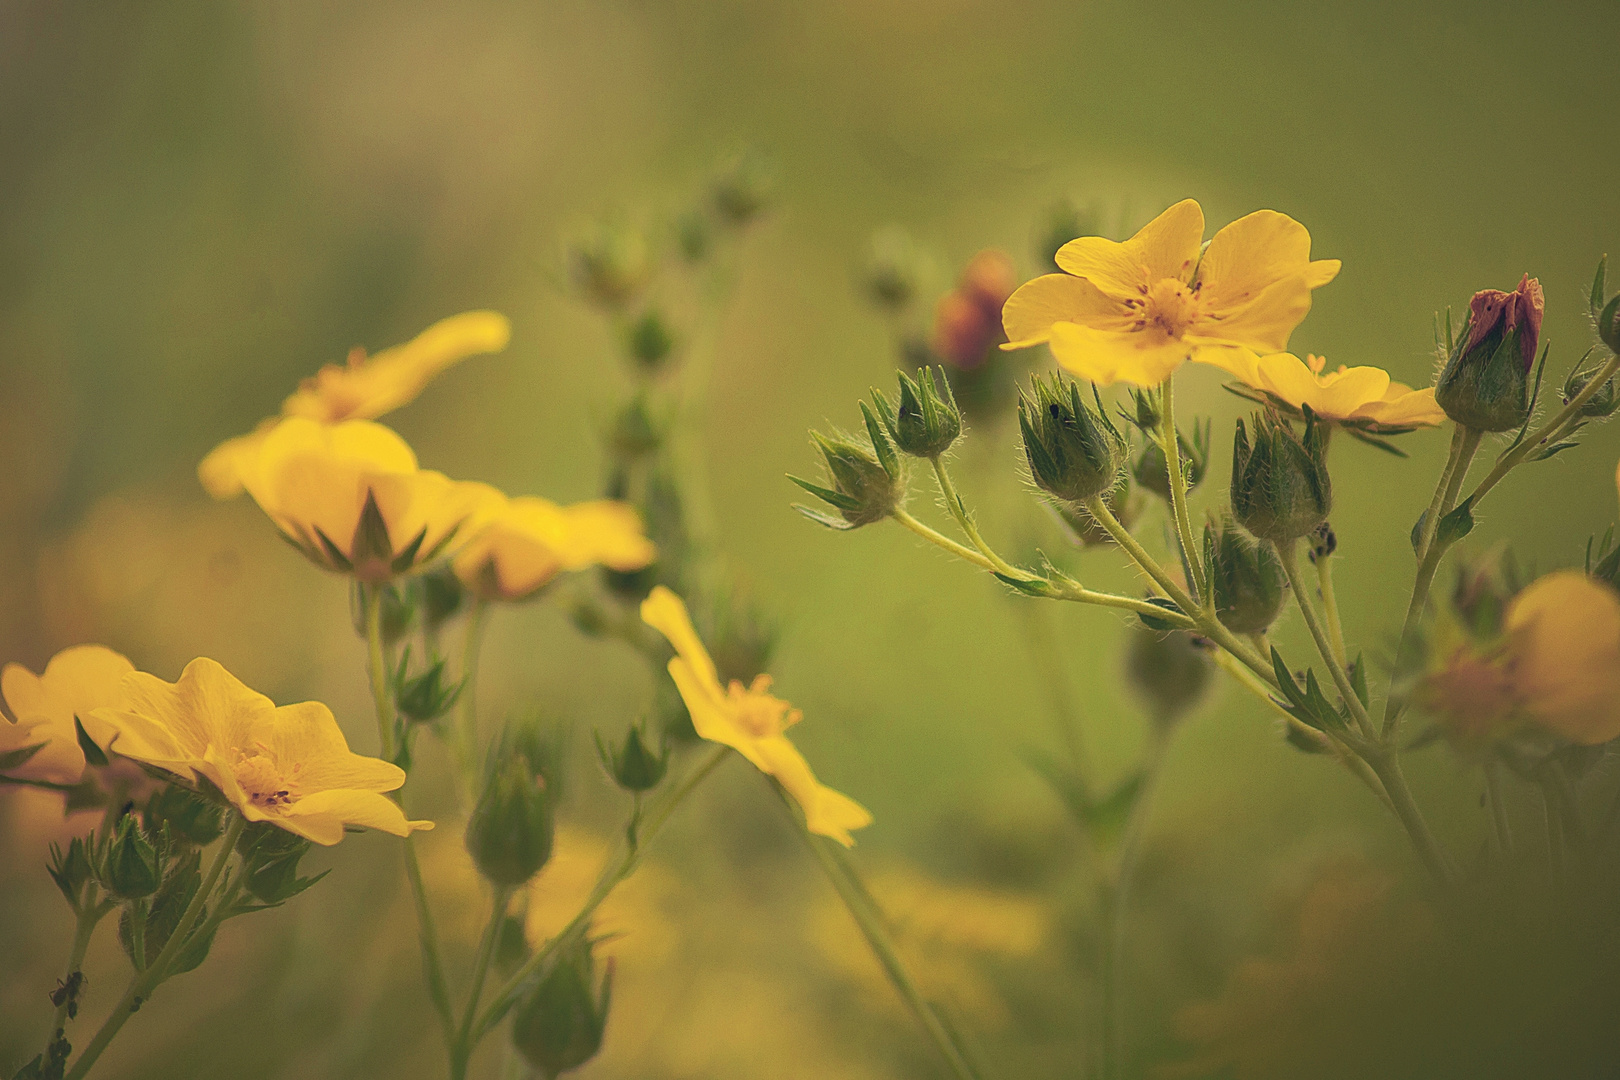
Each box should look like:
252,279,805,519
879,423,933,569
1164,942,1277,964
0,645,135,786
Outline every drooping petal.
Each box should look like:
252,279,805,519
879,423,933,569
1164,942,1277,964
641,586,720,689
753,735,872,847
1188,274,1313,354
1196,210,1334,313
1001,274,1132,348
280,789,432,845
1048,322,1192,388
1056,200,1205,297
1505,572,1620,745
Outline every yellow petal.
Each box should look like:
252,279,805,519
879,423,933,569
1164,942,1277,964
1001,274,1131,349
1258,353,1390,419
559,501,656,571
279,789,432,845
3,645,136,785
1196,210,1333,313
1353,386,1446,428
1187,274,1313,354
1047,322,1191,388
261,700,406,794
1505,571,1620,745
1056,200,1205,297
641,586,719,688
197,422,276,501
1194,346,1264,385
753,736,872,847
666,658,774,774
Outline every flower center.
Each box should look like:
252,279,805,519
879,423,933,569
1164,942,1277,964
727,676,791,738
234,750,295,809
1135,278,1200,339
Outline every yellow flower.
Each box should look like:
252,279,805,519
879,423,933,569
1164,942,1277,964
1206,350,1446,431
1001,199,1340,387
1421,570,1620,746
639,586,871,846
1,645,134,785
240,417,498,581
199,311,510,499
452,494,656,602
87,656,431,845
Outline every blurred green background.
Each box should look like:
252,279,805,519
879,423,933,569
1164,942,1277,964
3,1,1619,1078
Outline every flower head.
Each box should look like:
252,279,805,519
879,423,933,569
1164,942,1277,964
1208,351,1445,432
87,657,430,844
1002,200,1339,387
452,495,655,602
933,250,1018,369
240,417,497,581
1435,276,1544,432
639,586,871,846
1,645,134,785
199,311,510,499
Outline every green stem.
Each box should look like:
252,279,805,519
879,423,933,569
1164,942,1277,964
892,506,1002,572
450,885,514,1080
1314,552,1348,670
1084,497,1276,687
473,745,728,1042
1273,539,1374,739
49,891,110,1035
363,583,396,762
1413,424,1467,565
1158,376,1207,604
1382,427,1482,738
778,783,984,1080
453,599,490,806
1485,759,1513,857
1102,731,1170,1080
63,815,245,1080
930,457,1038,582
1364,748,1457,886
128,901,147,973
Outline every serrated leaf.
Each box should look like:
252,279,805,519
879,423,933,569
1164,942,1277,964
1434,498,1475,547
792,504,857,531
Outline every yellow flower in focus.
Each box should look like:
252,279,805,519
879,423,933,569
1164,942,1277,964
241,417,498,581
639,586,871,846
1206,350,1446,431
88,657,431,845
199,311,510,498
1,645,134,785
1002,200,1340,387
452,495,656,602
1421,570,1620,746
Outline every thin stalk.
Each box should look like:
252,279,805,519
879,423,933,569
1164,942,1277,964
1102,731,1170,1080
128,901,147,973
778,783,984,1080
363,583,395,761
892,506,1000,571
473,745,729,1041
1314,552,1348,670
1273,539,1374,739
1084,497,1276,687
1413,424,1468,565
451,885,515,1080
1485,760,1513,857
1364,749,1457,886
49,891,111,1035
1158,376,1207,603
931,457,1038,582
63,815,245,1080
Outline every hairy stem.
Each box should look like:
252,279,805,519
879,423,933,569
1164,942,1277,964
1273,539,1374,739
1314,551,1348,670
1159,376,1207,604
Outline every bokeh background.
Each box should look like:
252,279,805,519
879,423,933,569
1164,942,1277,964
3,2,1619,1078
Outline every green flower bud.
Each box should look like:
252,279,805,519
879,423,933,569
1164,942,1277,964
709,150,773,227
349,580,414,645
1203,519,1287,634
100,815,160,900
144,785,224,848
1230,409,1332,543
699,584,779,685
1053,476,1136,547
511,937,613,1079
676,209,711,264
567,222,650,310
789,417,904,530
415,565,467,633
1019,373,1126,505
1125,627,1212,729
596,722,668,793
1435,275,1544,431
625,309,676,370
1563,358,1620,419
1131,423,1208,502
1035,199,1100,273
393,650,462,724
236,820,324,905
48,836,95,906
608,392,665,461
872,367,962,459
466,755,555,887
1450,545,1523,638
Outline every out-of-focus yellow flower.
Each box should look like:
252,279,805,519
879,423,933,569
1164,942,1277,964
1421,570,1620,746
524,825,677,960
0,645,134,785
1206,350,1446,431
639,586,871,846
88,656,430,845
810,863,1049,1031
199,311,510,499
452,494,655,602
1002,200,1339,387
240,417,497,581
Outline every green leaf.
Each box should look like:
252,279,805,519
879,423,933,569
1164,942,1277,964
1532,439,1582,462
1343,427,1409,457
791,504,857,531
1434,497,1475,547
1139,596,1184,631
1085,771,1145,849
786,474,859,513
1020,746,1089,825
1349,653,1370,709
992,571,1047,596
859,400,899,481
1592,255,1608,320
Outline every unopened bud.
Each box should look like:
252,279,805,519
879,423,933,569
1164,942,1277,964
710,151,774,227
511,937,613,1078
1563,359,1620,419
1125,627,1212,729
415,566,466,634
1230,409,1332,543
1019,372,1126,506
873,367,962,459
567,222,650,310
1450,546,1521,638
699,585,779,685
48,837,95,905
466,757,555,887
790,419,904,530
101,815,159,900
393,651,462,724
1436,275,1544,431
609,393,665,461
625,309,677,370
144,785,224,848
596,722,668,793
1204,519,1287,634
1132,424,1208,502
350,581,414,645
863,227,923,312
1035,199,1100,272
1600,294,1620,354
120,849,212,975
236,821,323,904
